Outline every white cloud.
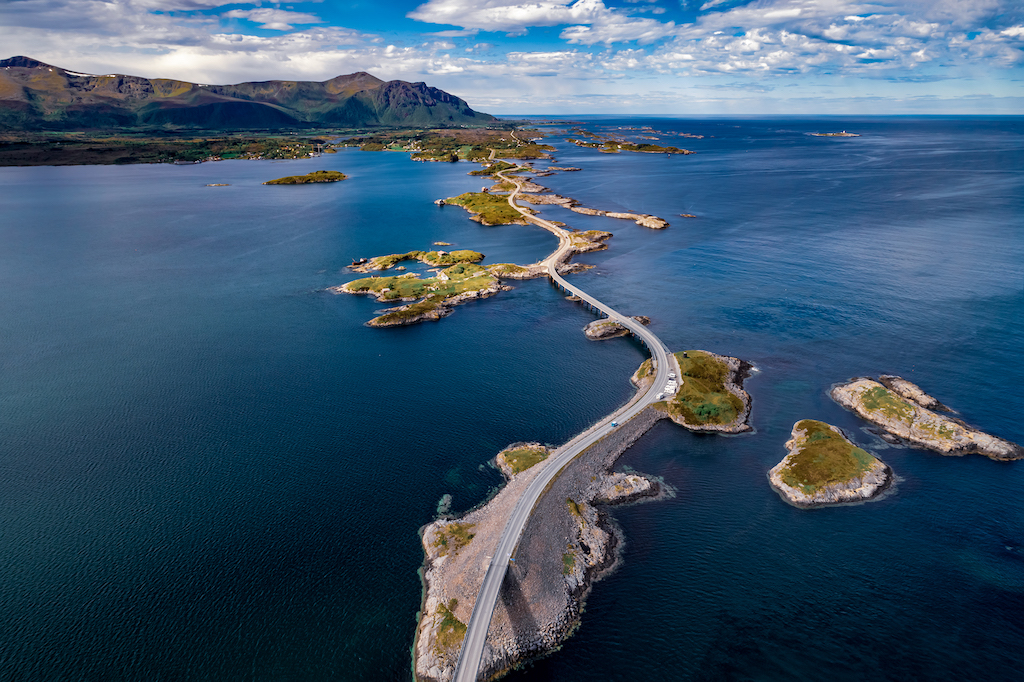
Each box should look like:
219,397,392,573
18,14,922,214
222,9,323,31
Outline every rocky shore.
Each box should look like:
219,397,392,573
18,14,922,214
414,407,669,682
768,420,892,508
831,376,1023,461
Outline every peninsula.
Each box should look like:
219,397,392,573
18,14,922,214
831,376,1023,461
769,420,892,507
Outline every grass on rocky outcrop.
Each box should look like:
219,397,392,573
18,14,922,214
860,385,917,423
779,420,878,494
636,358,653,380
487,263,530,276
469,160,516,176
562,553,575,575
661,351,744,426
433,523,476,558
566,498,584,525
492,143,555,159
366,249,483,270
502,446,548,474
435,599,467,651
263,170,346,185
446,192,532,225
858,384,956,442
346,263,495,303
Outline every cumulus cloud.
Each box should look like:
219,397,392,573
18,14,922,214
1,0,1021,111
407,0,676,44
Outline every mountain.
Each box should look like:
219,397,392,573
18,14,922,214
0,56,496,130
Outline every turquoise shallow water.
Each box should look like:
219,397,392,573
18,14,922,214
1,118,1022,680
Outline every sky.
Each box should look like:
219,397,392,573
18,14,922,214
1,0,1022,114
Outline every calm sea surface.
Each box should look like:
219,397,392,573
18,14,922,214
1,118,1022,680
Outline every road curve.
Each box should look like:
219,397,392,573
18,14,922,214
452,165,674,682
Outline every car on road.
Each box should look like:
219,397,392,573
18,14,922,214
610,421,618,427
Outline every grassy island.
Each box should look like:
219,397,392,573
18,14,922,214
263,170,346,185
777,420,880,494
446,192,533,225
660,351,745,427
566,134,691,155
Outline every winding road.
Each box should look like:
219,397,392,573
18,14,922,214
451,163,676,681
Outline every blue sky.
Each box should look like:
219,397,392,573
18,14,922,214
2,0,1022,113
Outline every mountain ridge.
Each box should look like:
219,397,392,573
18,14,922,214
0,57,496,130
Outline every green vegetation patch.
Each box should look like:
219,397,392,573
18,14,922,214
562,553,576,575
263,170,346,185
365,249,483,271
488,263,529,276
661,351,744,426
779,420,879,494
435,599,467,651
469,160,516,176
347,263,495,302
566,498,584,524
492,143,555,159
860,385,916,424
432,523,476,558
446,192,532,225
371,297,446,326
502,447,548,474
616,142,691,154
636,358,653,380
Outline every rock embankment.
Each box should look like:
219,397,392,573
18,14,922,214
768,420,892,508
414,407,668,682
831,377,1023,461
583,316,650,340
569,206,668,229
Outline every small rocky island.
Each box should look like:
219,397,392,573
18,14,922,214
769,420,892,507
634,350,752,433
583,316,650,340
263,170,346,184
831,376,1023,461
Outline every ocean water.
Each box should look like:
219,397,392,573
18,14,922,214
1,118,1022,681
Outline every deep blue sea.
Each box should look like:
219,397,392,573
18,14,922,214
1,118,1022,681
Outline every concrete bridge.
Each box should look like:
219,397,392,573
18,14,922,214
452,165,675,681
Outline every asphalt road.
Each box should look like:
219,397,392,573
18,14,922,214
451,166,674,682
